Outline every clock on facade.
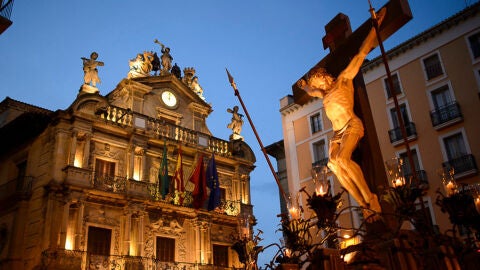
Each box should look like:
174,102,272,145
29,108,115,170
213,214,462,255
161,90,177,107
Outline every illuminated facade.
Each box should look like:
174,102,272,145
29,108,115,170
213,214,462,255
277,1,480,246
361,2,480,234
0,56,256,269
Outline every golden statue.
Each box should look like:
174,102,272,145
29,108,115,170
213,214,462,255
297,9,386,220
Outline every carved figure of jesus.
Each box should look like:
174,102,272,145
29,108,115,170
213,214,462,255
297,9,385,219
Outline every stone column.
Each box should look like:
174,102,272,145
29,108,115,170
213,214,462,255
128,144,135,179
124,211,132,255
69,129,78,166
140,148,147,181
74,201,84,250
82,133,91,169
52,129,69,182
59,200,71,249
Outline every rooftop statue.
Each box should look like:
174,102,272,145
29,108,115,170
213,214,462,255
190,76,205,100
297,8,386,220
154,39,173,75
128,51,155,78
227,106,244,140
81,52,104,89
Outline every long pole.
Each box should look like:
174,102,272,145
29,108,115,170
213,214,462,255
368,0,433,231
226,69,289,203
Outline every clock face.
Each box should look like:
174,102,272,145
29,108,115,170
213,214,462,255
161,90,177,107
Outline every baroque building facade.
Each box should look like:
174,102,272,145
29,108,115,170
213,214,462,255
0,47,256,270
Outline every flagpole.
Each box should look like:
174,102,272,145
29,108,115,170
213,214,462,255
226,69,289,203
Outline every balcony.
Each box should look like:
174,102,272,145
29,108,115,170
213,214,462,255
0,0,13,35
96,105,230,155
442,154,478,179
0,175,33,203
430,101,463,129
388,122,417,146
41,249,239,270
63,166,242,216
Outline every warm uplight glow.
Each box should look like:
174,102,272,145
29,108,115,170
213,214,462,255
288,205,300,220
312,165,329,196
73,158,82,168
284,248,292,258
65,237,73,250
444,180,457,196
392,176,405,188
315,184,328,196
385,157,405,188
340,235,360,263
475,196,480,214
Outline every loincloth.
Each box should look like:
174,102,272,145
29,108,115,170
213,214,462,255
330,117,364,144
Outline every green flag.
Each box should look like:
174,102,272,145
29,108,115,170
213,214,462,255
159,141,169,199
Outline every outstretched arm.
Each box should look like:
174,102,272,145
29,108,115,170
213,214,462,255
340,7,386,80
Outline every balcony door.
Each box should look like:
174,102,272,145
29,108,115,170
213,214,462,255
87,226,111,255
390,103,410,128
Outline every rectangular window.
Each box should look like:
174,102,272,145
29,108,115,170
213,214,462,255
468,32,480,59
213,244,229,267
310,113,322,133
431,85,452,109
384,73,402,99
443,133,467,160
399,150,420,176
156,237,175,262
95,158,116,178
390,103,410,128
423,54,444,80
87,226,111,255
312,140,327,162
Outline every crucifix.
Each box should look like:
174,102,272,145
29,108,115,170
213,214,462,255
294,0,412,219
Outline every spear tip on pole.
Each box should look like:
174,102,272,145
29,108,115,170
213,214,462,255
225,68,234,84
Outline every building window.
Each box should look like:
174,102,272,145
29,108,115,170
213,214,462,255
468,31,480,60
310,113,322,134
87,226,111,255
213,244,229,267
95,158,115,178
443,133,467,161
399,149,420,176
312,139,327,166
423,53,444,80
431,85,453,109
384,73,402,99
390,103,410,128
156,237,175,262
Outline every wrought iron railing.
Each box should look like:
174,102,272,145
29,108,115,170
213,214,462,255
425,61,443,80
430,101,462,128
0,0,14,19
41,249,240,270
388,122,417,144
96,105,230,155
442,154,478,176
0,175,33,201
72,170,241,215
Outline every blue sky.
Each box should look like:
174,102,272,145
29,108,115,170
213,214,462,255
0,0,474,266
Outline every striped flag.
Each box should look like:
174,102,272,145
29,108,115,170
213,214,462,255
173,146,185,205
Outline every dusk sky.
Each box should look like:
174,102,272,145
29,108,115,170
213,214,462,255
0,0,474,266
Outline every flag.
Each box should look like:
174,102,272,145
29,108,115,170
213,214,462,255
173,146,185,204
189,154,207,209
159,141,169,199
207,153,221,211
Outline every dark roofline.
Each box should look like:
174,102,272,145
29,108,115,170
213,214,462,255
362,1,480,70
0,96,53,115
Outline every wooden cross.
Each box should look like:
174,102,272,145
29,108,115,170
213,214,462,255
292,0,412,192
